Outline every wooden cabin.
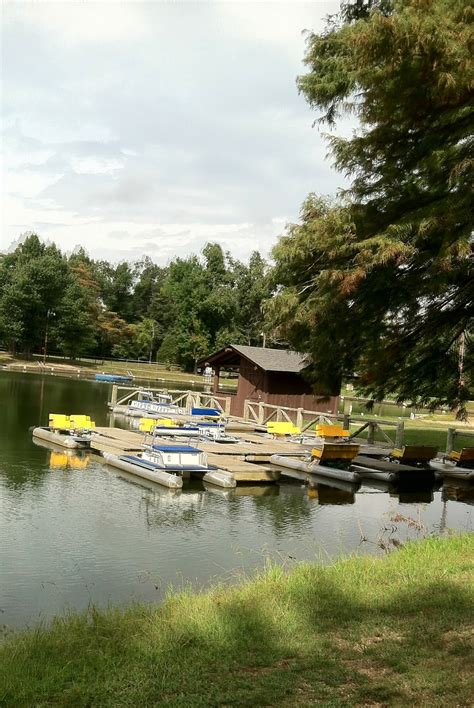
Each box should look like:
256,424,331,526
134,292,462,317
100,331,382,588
199,344,339,418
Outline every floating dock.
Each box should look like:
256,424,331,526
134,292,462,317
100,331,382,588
89,426,307,483
82,424,461,489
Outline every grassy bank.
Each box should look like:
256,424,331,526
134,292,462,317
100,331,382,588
1,535,473,706
352,423,474,451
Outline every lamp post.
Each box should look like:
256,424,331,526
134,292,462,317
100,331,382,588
43,309,55,364
260,332,266,348
149,321,155,365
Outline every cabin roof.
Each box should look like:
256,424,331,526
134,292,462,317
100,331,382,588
201,344,309,373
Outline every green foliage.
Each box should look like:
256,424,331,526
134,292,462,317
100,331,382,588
131,257,166,321
154,244,272,369
97,311,134,359
0,236,273,369
132,318,161,361
0,234,68,355
98,261,135,321
156,332,179,366
235,251,271,345
270,0,473,414
53,275,97,359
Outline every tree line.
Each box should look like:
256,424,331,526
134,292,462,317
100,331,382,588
0,235,272,370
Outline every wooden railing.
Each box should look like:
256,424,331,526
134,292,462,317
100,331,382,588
243,400,335,428
110,385,232,415
243,400,405,447
347,417,404,448
446,427,474,453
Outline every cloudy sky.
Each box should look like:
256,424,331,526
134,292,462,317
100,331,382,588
2,1,344,264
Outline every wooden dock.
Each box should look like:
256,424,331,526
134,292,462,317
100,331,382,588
91,428,144,455
206,454,279,482
90,427,305,483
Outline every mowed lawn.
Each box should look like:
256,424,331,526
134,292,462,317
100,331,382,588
1,535,472,706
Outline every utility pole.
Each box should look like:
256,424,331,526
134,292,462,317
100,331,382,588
149,321,155,365
43,309,54,364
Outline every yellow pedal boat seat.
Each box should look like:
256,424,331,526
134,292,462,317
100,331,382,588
48,413,71,430
267,421,301,436
315,424,350,439
69,415,96,430
139,418,175,432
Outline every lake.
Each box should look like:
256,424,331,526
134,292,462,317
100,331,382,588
0,371,472,631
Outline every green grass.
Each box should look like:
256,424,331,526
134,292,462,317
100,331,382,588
351,422,474,451
1,535,473,706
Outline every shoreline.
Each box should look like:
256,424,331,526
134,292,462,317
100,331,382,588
1,534,472,705
0,355,235,389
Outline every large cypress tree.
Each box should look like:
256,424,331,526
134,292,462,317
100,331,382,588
269,0,473,415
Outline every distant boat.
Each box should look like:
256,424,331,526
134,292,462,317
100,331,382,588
129,391,184,416
95,373,134,383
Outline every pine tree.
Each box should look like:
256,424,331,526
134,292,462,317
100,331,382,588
269,0,473,415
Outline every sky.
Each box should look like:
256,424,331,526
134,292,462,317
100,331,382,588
1,0,344,264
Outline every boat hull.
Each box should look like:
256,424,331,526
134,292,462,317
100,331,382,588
103,453,183,488
202,470,236,488
32,427,90,449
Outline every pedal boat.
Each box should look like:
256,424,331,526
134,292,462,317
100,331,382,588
104,443,235,488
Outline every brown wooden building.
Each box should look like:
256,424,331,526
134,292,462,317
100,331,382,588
200,344,339,418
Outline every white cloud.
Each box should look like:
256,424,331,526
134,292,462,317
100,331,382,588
216,1,335,60
3,1,151,46
70,156,125,175
1,0,346,261
3,170,64,199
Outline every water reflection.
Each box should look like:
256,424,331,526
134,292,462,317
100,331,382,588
313,484,356,506
32,437,90,470
395,488,434,504
442,481,474,505
203,482,279,499
361,478,439,504
112,469,206,528
311,474,359,497
232,485,279,498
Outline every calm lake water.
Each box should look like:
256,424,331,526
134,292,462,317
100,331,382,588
0,371,472,630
